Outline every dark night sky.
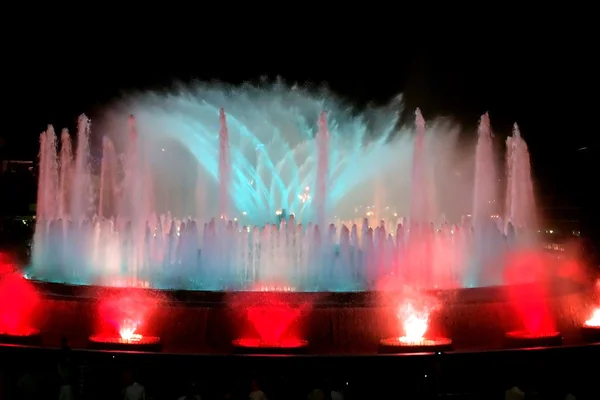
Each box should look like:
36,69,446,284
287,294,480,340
2,11,598,228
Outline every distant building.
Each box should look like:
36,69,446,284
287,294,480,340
0,160,36,216
538,209,581,254
1,160,34,174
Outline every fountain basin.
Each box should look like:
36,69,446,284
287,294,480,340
232,338,309,354
504,331,563,348
378,336,452,354
88,334,161,352
16,276,587,355
0,329,42,346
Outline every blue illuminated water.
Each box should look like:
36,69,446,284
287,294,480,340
108,84,403,224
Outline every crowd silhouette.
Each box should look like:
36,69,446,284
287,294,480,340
1,339,594,400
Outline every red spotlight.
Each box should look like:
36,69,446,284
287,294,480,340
584,308,600,328
90,290,162,352
379,300,452,354
581,308,600,342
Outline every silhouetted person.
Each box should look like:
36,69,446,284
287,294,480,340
307,389,326,400
248,379,267,400
309,379,334,400
17,364,40,400
505,386,525,400
58,337,74,400
329,382,344,400
177,382,201,400
122,370,146,400
59,336,70,352
330,391,343,400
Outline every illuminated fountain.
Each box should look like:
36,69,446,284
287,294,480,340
379,298,451,353
29,84,539,292
88,318,161,351
88,291,161,351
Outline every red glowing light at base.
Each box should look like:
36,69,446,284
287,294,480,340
379,336,452,352
93,290,162,350
584,308,600,328
379,298,452,353
0,271,41,338
88,333,161,351
401,304,429,343
581,308,600,342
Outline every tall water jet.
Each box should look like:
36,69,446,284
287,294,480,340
98,137,119,219
409,108,431,225
469,113,500,286
195,164,206,224
218,108,231,220
71,115,93,223
32,126,59,273
122,115,150,279
405,109,434,288
36,126,59,221
58,129,73,220
505,123,536,235
315,111,330,228
473,113,496,225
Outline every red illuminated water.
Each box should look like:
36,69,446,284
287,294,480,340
585,308,600,328
399,301,430,342
505,330,561,340
381,295,451,348
89,333,160,346
379,309,452,352
246,303,303,344
230,291,310,346
95,290,161,341
504,251,556,335
0,271,40,336
380,336,451,348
